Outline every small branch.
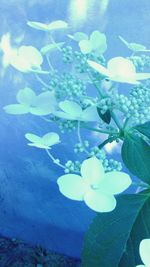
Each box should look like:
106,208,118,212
35,74,51,89
45,149,66,169
82,124,118,135
77,121,89,155
98,137,114,150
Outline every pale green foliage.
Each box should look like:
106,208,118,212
88,57,150,84
136,239,150,267
57,157,131,212
27,20,68,31
3,87,57,115
25,132,60,149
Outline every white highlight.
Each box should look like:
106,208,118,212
68,0,94,27
0,33,16,67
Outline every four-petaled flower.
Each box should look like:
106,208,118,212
136,239,150,267
9,45,46,73
87,57,150,84
53,100,99,122
68,30,107,55
3,87,57,116
25,132,60,149
57,157,131,212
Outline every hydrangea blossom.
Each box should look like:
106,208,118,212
9,45,46,73
53,100,100,122
25,132,60,149
136,239,150,267
3,87,57,116
68,31,107,55
57,157,131,212
87,57,150,84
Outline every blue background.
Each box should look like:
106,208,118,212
0,0,150,258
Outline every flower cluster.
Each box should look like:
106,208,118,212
49,72,86,99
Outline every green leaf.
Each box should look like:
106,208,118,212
121,133,150,184
97,107,111,124
82,193,150,267
134,121,150,139
40,42,65,55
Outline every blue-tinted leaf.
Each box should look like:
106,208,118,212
82,193,150,267
121,133,150,184
134,121,150,139
97,107,111,124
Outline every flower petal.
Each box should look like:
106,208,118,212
19,46,43,67
82,106,100,121
108,57,136,77
48,20,68,31
59,100,82,117
79,40,92,54
25,133,42,144
81,157,105,185
3,104,29,114
135,73,150,81
27,21,49,31
16,87,36,105
87,60,109,76
99,171,132,195
139,239,150,267
42,132,60,146
57,174,87,200
90,31,107,54
84,189,116,212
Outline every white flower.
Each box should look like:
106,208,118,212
57,157,131,212
27,20,68,31
87,57,150,84
68,30,107,55
25,132,60,149
9,45,44,73
136,239,150,267
3,87,57,116
53,100,99,122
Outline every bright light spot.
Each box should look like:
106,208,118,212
0,32,17,67
68,0,94,27
99,0,109,16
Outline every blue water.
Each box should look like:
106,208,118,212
0,0,150,258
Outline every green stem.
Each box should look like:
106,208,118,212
110,110,123,130
98,137,114,150
82,125,118,135
35,74,51,89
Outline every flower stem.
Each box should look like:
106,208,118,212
82,124,118,135
45,149,66,169
98,137,114,149
77,121,89,155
